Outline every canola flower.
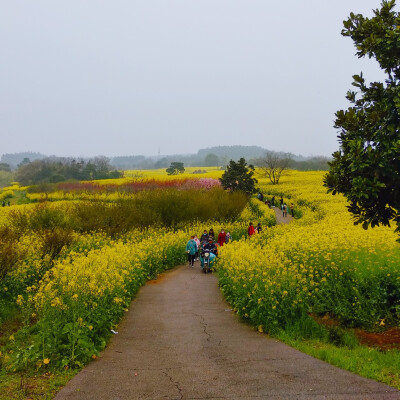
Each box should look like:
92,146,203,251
123,167,223,180
0,189,13,201
3,169,400,373
2,218,247,370
2,213,254,369
217,170,400,334
1,228,190,369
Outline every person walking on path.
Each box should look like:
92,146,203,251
186,236,197,267
217,229,226,247
290,203,295,218
55,235,400,399
283,203,287,217
280,196,284,210
208,228,215,240
193,235,201,260
248,222,255,236
200,230,209,244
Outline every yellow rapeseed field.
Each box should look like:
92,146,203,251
1,169,399,375
218,170,400,332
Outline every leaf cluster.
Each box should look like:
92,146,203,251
166,162,185,175
219,158,258,196
325,1,400,233
14,157,122,186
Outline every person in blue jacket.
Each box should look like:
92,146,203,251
186,236,198,267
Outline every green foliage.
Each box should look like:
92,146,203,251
289,157,330,171
324,1,400,235
204,153,219,166
241,198,276,227
0,227,23,281
38,229,74,260
14,157,122,185
0,171,14,188
71,188,247,233
2,234,188,372
0,368,78,399
27,204,69,231
219,158,258,196
283,338,400,390
5,188,247,237
282,315,328,341
327,326,359,349
166,162,185,175
0,163,11,172
18,158,31,168
219,244,400,337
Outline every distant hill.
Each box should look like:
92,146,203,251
1,152,47,169
197,146,266,161
2,147,330,171
110,155,147,169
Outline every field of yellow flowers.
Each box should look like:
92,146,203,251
0,171,274,373
218,171,400,338
0,168,399,381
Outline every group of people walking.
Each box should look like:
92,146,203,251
247,222,262,236
185,228,232,268
257,192,295,218
186,194,295,269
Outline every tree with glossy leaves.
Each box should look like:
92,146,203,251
324,0,400,236
219,158,258,196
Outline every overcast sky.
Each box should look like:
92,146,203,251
0,1,392,158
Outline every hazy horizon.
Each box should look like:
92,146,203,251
0,145,332,161
1,1,392,159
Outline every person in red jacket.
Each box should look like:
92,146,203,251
217,229,226,246
248,222,255,236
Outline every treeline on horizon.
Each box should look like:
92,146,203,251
1,146,331,172
11,156,122,186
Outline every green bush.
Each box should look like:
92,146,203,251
69,188,248,235
0,226,28,281
39,228,74,260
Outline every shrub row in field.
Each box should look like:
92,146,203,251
4,188,248,235
27,177,221,196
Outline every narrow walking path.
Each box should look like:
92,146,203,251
273,206,293,225
55,262,399,399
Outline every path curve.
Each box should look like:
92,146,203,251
55,261,399,399
273,206,293,225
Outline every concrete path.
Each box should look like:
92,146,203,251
273,206,293,225
55,263,400,400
